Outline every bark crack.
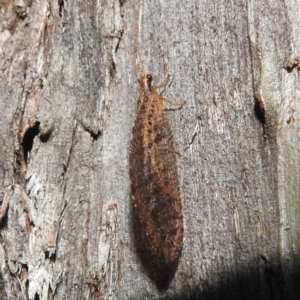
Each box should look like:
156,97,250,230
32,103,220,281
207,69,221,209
185,117,201,151
0,190,11,227
22,121,40,165
76,117,101,141
62,122,78,178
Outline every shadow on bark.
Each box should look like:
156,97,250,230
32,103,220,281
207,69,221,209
163,262,300,300
0,258,299,299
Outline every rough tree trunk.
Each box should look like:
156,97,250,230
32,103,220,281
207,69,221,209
0,0,299,299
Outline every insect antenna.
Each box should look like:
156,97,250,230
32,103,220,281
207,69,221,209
121,6,147,76
136,7,145,75
122,27,143,74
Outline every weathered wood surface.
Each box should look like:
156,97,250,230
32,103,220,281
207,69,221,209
0,0,299,299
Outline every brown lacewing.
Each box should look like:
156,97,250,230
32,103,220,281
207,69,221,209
124,18,185,290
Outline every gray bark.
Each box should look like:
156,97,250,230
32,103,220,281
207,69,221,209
0,0,299,299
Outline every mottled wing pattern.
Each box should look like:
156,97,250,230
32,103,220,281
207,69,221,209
129,88,183,289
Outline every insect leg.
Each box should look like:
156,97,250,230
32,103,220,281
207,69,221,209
163,98,186,109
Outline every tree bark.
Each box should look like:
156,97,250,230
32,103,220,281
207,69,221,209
0,0,299,299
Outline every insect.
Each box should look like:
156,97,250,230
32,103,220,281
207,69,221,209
125,26,185,290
